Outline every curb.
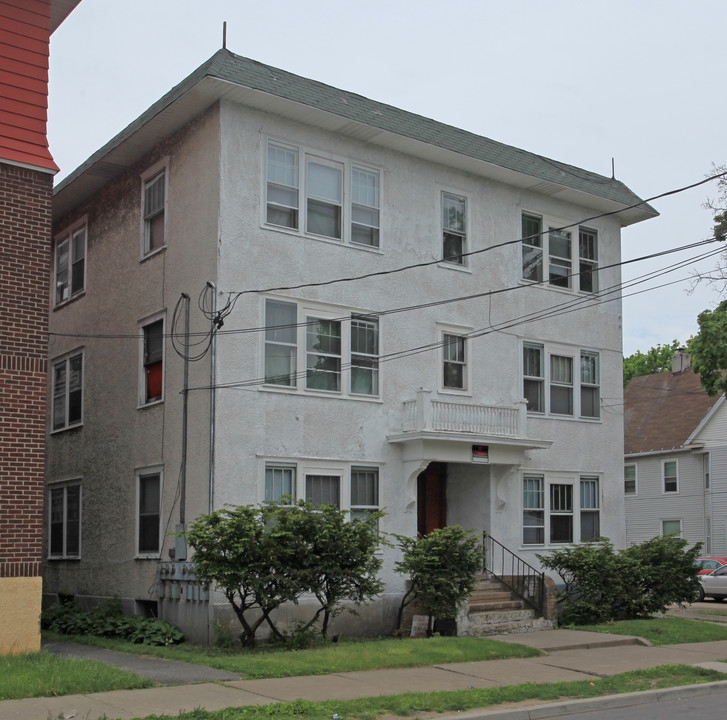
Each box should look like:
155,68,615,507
435,679,727,720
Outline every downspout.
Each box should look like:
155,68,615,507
207,282,216,514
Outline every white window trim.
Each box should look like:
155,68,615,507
135,466,163,559
263,138,383,251
47,479,82,560
140,158,169,259
261,296,381,400
53,216,88,307
521,340,601,420
50,348,84,433
661,518,683,538
662,459,679,494
439,189,470,270
138,312,166,408
522,472,602,548
264,462,297,504
624,463,638,497
438,323,472,395
520,210,598,294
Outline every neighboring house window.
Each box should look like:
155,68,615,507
49,483,81,559
550,483,573,543
141,161,167,256
580,351,600,418
265,140,380,248
521,213,543,282
523,475,545,544
662,519,682,537
443,333,467,390
264,299,297,387
350,317,379,395
266,142,299,229
663,460,678,493
624,464,637,495
263,299,379,398
140,317,164,405
306,474,341,508
52,351,83,431
550,355,573,415
54,221,86,305
265,464,295,503
306,317,342,391
442,192,466,265
523,342,544,413
350,467,379,521
351,166,380,247
579,228,598,293
137,470,161,556
580,477,600,541
704,453,711,490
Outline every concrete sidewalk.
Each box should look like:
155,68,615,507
4,629,727,720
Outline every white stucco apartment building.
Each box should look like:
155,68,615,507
45,49,657,642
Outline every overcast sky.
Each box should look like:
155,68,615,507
47,0,727,357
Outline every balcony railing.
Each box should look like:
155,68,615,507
400,388,526,438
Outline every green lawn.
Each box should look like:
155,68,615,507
0,651,153,701
575,616,727,645
43,632,542,678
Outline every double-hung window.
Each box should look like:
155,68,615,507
548,229,572,288
54,222,86,305
550,483,573,543
140,317,164,405
663,460,678,493
580,351,600,418
579,228,598,292
443,333,467,390
523,476,545,544
580,477,600,541
350,467,379,521
550,355,573,415
521,213,543,281
137,469,161,556
264,299,379,398
49,483,81,559
523,343,544,413
704,453,711,489
265,140,380,248
265,464,295,503
52,351,83,431
141,161,167,256
624,464,637,495
442,192,467,265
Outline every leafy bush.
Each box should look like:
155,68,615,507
395,526,483,636
538,536,701,625
41,597,184,645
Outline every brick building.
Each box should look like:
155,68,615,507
0,0,80,654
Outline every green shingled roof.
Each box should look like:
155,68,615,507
55,48,656,218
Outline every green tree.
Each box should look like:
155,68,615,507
395,526,482,636
623,340,684,387
690,300,727,396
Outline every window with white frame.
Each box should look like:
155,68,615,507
662,519,682,537
523,475,545,544
442,333,467,390
521,212,597,293
550,483,573,543
137,470,161,556
265,140,381,248
306,474,341,508
263,298,379,398
54,220,86,305
663,460,678,493
442,192,466,265
704,453,711,489
580,477,600,541
523,341,600,419
624,464,637,495
52,350,83,431
49,482,81,559
141,161,167,256
350,467,379,521
265,464,295,503
580,351,600,418
140,317,164,405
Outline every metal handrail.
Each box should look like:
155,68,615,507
482,531,545,614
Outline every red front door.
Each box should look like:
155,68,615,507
417,462,447,536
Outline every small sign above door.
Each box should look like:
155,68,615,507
472,445,489,464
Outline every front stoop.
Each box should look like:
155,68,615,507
459,577,554,636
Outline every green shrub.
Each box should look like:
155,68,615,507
538,536,701,625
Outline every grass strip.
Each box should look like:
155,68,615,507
0,651,154,701
43,633,542,679
130,664,725,720
574,616,727,645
